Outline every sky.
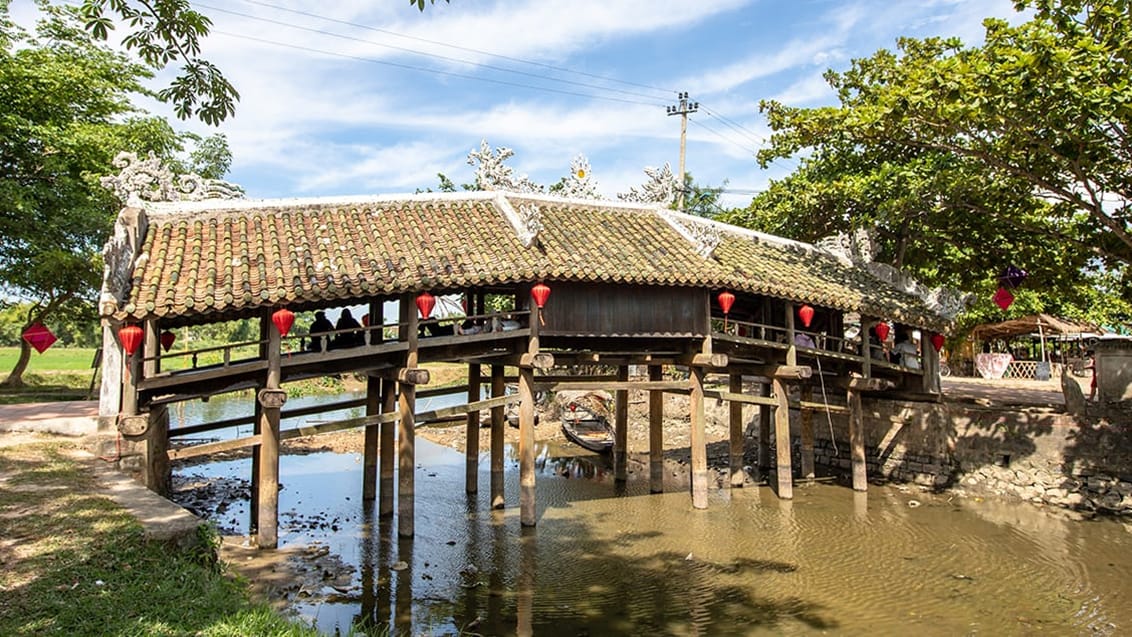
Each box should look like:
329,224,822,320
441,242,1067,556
28,0,1026,208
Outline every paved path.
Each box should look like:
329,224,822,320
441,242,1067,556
0,400,99,437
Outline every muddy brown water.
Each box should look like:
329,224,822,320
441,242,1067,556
171,434,1132,636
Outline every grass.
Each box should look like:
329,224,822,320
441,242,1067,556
0,442,321,636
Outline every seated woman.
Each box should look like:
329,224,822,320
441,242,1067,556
892,328,920,370
307,311,334,352
330,309,364,349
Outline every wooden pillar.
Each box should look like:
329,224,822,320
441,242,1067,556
729,372,745,488
648,365,664,493
121,345,140,417
758,380,771,471
119,405,170,495
772,376,793,500
363,374,380,501
256,313,284,548
922,335,941,394
690,364,708,509
613,365,629,482
379,378,396,517
466,364,481,493
861,317,874,378
398,295,419,538
785,302,797,366
848,388,867,491
250,318,268,533
800,384,815,481
142,318,158,378
490,364,505,509
519,302,540,527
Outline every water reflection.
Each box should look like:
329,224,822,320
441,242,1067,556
170,401,1132,636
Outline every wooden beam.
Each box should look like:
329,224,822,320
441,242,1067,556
614,366,629,482
362,375,380,501
648,365,664,494
379,379,395,517
373,367,430,385
519,366,536,527
490,364,505,510
517,351,554,370
168,433,262,461
690,364,708,509
848,388,867,491
256,318,283,549
681,352,728,368
465,363,480,494
800,384,814,481
538,379,690,393
798,400,849,414
704,389,778,407
846,376,896,392
398,295,418,539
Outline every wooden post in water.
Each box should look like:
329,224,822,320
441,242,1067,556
250,317,269,534
772,375,793,500
758,380,771,473
256,312,284,548
490,364,505,509
800,384,815,481
363,373,380,501
398,295,419,538
690,362,708,509
379,378,396,517
518,302,539,527
614,365,629,482
466,363,481,493
848,388,867,491
648,365,664,493
729,372,745,488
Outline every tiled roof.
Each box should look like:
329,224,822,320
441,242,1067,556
106,192,948,328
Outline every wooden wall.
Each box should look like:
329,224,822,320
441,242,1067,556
540,282,708,337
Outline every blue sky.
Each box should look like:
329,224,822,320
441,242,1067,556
36,0,1027,207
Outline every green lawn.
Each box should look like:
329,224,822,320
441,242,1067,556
0,346,99,372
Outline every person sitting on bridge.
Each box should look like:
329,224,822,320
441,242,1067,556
892,327,920,370
331,309,364,349
307,311,334,352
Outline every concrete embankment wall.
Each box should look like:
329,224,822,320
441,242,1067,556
797,398,1132,515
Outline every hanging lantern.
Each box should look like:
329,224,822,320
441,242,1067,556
118,324,143,357
416,291,436,320
160,330,176,352
874,322,890,343
717,290,735,315
993,287,1014,311
798,304,815,328
531,283,551,309
21,323,57,354
271,308,295,338
930,332,945,353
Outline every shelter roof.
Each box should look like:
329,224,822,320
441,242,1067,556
970,313,1100,341
101,192,951,329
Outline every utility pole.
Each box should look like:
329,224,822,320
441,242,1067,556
667,92,698,210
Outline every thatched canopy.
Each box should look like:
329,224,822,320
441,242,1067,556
970,313,1099,341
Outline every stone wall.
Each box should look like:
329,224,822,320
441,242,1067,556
798,398,1132,515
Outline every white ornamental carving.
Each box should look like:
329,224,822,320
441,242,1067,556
99,151,245,204
617,163,678,206
467,140,544,194
516,202,543,247
558,154,600,200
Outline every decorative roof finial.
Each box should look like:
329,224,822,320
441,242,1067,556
99,151,244,205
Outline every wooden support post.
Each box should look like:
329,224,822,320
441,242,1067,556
363,374,380,501
397,295,419,538
466,363,481,493
518,365,536,526
143,318,158,378
121,349,140,417
379,379,396,517
772,376,793,500
729,373,745,488
800,384,815,481
256,314,284,549
648,365,664,493
861,317,874,378
758,381,771,471
922,336,941,394
490,364,505,509
690,364,708,509
785,302,797,367
614,365,629,482
848,388,867,491
120,406,170,495
250,317,268,534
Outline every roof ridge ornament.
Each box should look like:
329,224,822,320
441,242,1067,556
100,151,245,205
617,163,678,206
816,227,972,321
496,195,542,247
663,211,721,259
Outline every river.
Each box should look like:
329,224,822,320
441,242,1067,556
168,392,1132,636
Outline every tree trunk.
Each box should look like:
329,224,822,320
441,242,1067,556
1,340,31,388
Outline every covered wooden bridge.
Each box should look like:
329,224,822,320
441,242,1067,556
98,190,956,549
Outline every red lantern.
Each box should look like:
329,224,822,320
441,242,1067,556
717,291,735,315
361,314,370,327
993,287,1014,311
160,330,176,352
798,304,815,328
118,324,143,357
531,282,551,309
874,322,890,343
416,291,436,320
21,323,57,354
930,332,945,352
271,308,295,338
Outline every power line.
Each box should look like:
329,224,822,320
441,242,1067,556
210,30,664,107
688,118,760,156
698,104,766,148
233,0,677,99
198,1,670,105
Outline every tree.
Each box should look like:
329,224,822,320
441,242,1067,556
732,0,1132,316
75,0,238,124
0,3,230,386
